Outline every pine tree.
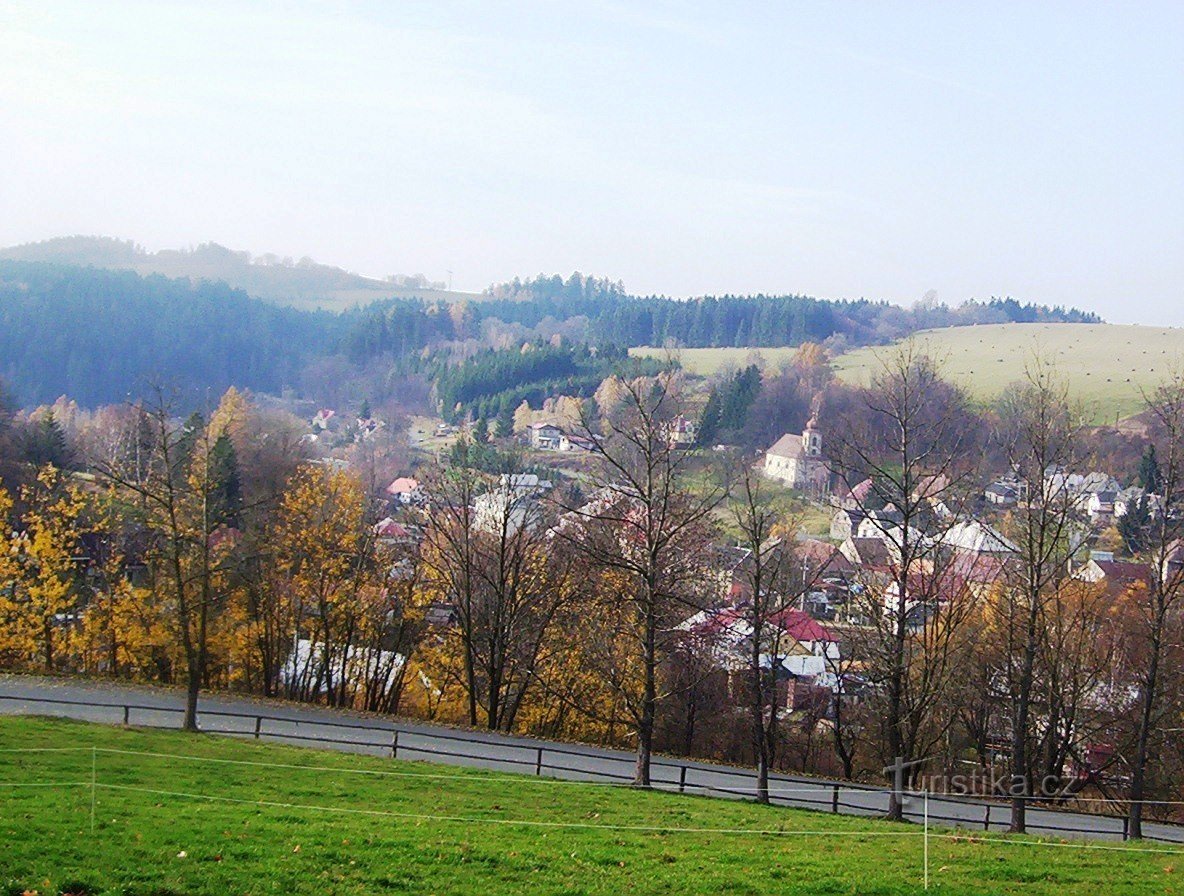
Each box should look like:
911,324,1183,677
696,390,722,447
495,403,514,439
208,433,243,529
472,417,489,444
24,411,72,469
1118,494,1152,554
1139,444,1161,493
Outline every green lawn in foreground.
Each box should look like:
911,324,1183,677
0,717,1178,895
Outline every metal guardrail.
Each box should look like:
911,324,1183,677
1,692,1180,843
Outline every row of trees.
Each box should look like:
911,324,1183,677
0,359,1181,838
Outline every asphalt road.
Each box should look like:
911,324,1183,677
1,673,1179,844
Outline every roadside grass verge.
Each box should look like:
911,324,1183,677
0,717,1178,895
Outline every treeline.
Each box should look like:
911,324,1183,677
0,260,336,407
431,342,669,422
0,260,1102,413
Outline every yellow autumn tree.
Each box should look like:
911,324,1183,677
76,487,173,679
0,467,86,671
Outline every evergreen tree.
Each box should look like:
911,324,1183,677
208,433,243,529
472,417,489,444
1139,444,1161,493
696,390,722,447
175,412,206,466
495,403,514,439
1118,494,1152,554
23,411,72,470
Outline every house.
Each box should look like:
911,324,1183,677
939,519,1018,556
762,419,828,492
1087,490,1117,522
1114,487,1160,519
839,536,894,571
385,477,422,505
1074,554,1154,594
373,516,412,542
681,606,841,695
665,415,697,449
985,481,1019,506
559,432,597,452
312,408,336,431
473,474,554,534
529,422,564,450
912,474,950,501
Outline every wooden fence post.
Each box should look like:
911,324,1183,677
391,730,399,759
679,766,687,793
254,716,262,739
984,805,991,831
535,747,543,776
832,785,839,813
122,705,129,726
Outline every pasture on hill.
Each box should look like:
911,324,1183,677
635,324,1184,424
0,716,1178,895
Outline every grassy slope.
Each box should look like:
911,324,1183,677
634,324,1184,423
0,718,1177,896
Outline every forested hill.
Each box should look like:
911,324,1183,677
0,236,473,309
470,274,1102,348
0,260,335,407
0,259,1104,410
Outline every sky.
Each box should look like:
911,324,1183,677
1,1,1182,323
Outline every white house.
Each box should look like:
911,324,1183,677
529,423,564,450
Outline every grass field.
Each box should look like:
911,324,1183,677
1,718,1179,895
633,324,1184,423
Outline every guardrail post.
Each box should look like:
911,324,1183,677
984,805,991,831
535,747,543,776
391,730,399,759
832,785,839,814
679,766,687,793
122,705,129,726
254,716,262,739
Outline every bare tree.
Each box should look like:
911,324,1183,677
1128,371,1184,837
995,358,1086,832
93,390,225,731
727,464,825,801
828,342,980,820
560,373,722,786
421,442,569,730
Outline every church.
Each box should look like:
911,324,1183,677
762,419,829,493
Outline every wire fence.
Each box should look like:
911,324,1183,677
4,739,1184,893
2,691,1182,847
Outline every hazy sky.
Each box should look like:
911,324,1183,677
2,2,1182,323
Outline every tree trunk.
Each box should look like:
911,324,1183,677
1128,628,1161,840
1010,603,1039,833
634,607,657,787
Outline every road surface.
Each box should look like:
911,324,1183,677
1,673,1178,843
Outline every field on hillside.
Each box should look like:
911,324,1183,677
631,345,803,377
1,718,1178,895
634,324,1184,423
835,324,1182,423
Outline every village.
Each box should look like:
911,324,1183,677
291,387,1179,797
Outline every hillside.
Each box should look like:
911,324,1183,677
834,323,1183,423
0,259,332,406
635,324,1184,423
0,717,1173,895
0,236,478,310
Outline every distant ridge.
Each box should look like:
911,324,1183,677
0,235,478,310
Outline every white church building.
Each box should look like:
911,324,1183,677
762,419,829,493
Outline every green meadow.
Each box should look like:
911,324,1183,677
1,716,1179,895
